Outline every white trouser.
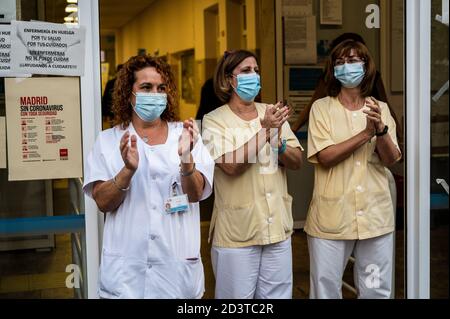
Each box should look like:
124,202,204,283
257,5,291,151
211,238,292,299
307,232,394,299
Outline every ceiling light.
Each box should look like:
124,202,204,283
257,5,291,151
65,4,78,13
67,0,78,3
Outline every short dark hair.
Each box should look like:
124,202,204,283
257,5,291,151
213,50,259,103
329,33,366,52
324,39,377,98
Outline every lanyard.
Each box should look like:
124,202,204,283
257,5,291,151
171,181,178,197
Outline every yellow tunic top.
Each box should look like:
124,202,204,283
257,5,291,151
305,96,401,240
202,102,303,248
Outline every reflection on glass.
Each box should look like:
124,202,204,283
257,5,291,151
430,0,449,299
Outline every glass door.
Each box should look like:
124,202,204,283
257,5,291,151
405,0,449,298
0,0,101,299
429,0,449,299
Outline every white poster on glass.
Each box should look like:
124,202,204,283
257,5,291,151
0,0,16,23
5,77,83,181
0,25,31,77
10,20,86,76
0,25,11,76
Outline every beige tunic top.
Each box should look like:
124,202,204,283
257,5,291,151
305,96,401,240
202,102,303,248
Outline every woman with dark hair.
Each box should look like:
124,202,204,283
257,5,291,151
202,50,303,299
291,33,401,147
83,55,214,299
101,64,124,123
195,78,223,121
305,40,402,298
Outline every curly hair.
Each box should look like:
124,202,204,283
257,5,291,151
112,55,179,128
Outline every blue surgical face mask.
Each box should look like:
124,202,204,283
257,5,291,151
132,92,167,122
233,73,261,102
334,62,365,88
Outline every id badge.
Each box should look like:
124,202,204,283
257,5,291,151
165,194,189,214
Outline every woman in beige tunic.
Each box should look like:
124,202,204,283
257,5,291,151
202,50,303,299
305,40,402,299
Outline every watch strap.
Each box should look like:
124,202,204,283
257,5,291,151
376,125,388,137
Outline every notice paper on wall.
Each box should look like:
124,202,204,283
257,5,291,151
0,117,6,169
0,25,11,76
5,77,83,181
0,25,30,77
0,0,16,23
284,15,317,64
320,0,342,25
283,0,313,17
9,20,86,76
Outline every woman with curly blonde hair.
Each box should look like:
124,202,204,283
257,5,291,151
83,55,214,299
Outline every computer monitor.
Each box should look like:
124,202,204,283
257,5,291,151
284,65,324,95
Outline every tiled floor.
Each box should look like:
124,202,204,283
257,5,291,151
0,233,75,298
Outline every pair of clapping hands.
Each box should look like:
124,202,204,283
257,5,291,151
260,101,293,143
120,119,199,171
363,97,385,136
260,101,292,129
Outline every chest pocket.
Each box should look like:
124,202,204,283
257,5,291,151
163,174,199,260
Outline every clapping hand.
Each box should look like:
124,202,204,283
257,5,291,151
363,97,385,134
261,101,291,129
178,118,199,162
120,131,139,171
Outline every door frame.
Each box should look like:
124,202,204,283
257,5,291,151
405,0,431,299
78,0,103,299
77,0,436,299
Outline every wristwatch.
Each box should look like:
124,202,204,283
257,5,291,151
375,125,389,137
